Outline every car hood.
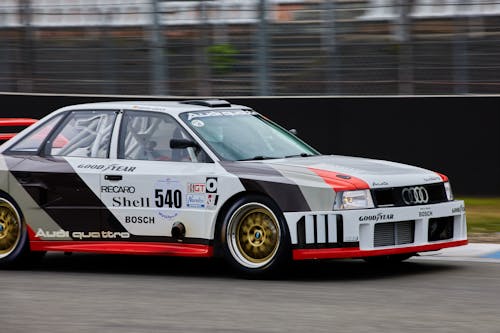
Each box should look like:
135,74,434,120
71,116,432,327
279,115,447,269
256,154,444,189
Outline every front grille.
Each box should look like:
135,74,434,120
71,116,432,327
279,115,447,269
374,221,415,247
372,183,447,207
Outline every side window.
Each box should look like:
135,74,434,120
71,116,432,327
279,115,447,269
47,111,117,158
7,114,64,154
119,111,208,163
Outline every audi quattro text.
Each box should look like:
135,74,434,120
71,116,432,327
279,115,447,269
0,99,467,276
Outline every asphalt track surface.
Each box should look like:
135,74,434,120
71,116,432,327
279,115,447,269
1,253,499,333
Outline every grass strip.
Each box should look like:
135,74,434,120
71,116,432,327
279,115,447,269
458,197,500,233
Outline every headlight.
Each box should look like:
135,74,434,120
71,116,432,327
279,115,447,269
334,190,374,210
444,182,454,201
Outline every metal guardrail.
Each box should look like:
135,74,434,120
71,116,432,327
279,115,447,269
1,0,500,96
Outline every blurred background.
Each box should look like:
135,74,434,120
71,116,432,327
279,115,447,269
2,0,500,97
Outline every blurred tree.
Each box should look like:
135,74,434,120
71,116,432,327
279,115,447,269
208,44,238,74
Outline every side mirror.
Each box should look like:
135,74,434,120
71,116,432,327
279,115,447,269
170,138,199,149
289,128,298,135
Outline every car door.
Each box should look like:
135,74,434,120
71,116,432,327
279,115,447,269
99,110,219,244
7,109,120,238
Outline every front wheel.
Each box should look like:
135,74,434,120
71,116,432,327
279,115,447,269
0,197,44,268
220,195,290,277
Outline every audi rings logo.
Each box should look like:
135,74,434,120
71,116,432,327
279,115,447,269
402,186,429,205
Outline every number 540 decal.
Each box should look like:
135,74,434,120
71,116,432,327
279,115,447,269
155,189,182,208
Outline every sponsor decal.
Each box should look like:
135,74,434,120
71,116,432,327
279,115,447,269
419,210,433,218
424,176,441,182
113,196,150,207
188,183,206,193
77,163,136,172
206,177,218,193
372,181,389,187
158,211,179,221
187,110,257,121
101,185,136,193
131,105,165,112
191,119,205,127
125,216,155,224
452,205,465,214
336,174,351,180
206,193,219,207
359,213,394,222
35,228,130,239
186,193,206,208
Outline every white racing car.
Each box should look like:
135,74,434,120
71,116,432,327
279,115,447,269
0,99,467,276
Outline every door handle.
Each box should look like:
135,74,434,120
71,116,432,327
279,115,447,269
104,175,122,181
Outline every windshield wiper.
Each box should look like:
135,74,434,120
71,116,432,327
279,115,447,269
284,153,315,158
237,155,279,161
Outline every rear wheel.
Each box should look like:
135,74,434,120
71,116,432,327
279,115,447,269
0,197,43,268
220,195,290,277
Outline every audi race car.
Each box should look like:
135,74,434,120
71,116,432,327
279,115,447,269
0,99,467,276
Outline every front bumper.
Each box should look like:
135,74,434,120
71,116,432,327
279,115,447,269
284,200,467,260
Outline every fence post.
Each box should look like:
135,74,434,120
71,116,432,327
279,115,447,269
256,0,270,96
197,0,212,96
150,0,168,96
321,0,339,94
394,0,414,95
19,0,35,93
453,0,469,94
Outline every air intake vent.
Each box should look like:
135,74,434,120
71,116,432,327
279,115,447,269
374,221,415,247
181,99,231,108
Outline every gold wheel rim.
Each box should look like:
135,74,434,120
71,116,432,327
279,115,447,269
229,205,280,268
0,201,21,257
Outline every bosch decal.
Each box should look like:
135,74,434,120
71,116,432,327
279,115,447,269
418,207,433,217
125,216,155,224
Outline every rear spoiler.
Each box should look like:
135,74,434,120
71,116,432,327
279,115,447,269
0,118,38,142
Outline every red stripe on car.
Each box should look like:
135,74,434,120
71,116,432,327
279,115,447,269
292,239,468,260
30,241,213,257
308,167,370,191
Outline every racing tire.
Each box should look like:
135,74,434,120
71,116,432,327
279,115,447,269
0,197,44,268
220,195,291,277
362,253,414,265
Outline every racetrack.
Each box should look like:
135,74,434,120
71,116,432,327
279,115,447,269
1,254,498,333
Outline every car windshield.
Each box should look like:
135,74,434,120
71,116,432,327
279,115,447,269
179,109,320,161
